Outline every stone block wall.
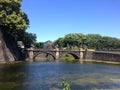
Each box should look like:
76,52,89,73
84,51,94,60
84,51,120,62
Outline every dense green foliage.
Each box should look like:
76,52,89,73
34,42,44,48
18,32,37,48
61,79,71,90
60,54,75,62
54,33,120,50
0,0,29,37
34,41,55,50
0,0,37,48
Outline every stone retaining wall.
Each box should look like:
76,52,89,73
84,51,120,62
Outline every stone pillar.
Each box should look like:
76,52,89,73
79,49,85,63
55,48,59,60
28,47,34,61
80,51,84,59
79,49,84,59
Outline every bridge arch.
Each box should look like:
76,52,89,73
68,53,80,59
33,52,43,59
46,52,56,60
27,49,85,61
33,52,56,60
60,52,80,60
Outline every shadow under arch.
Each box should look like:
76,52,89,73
46,52,56,60
68,53,80,59
33,52,56,60
60,52,80,60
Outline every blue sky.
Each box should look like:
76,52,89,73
21,0,120,42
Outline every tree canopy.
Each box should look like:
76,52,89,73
54,33,120,50
17,32,37,48
0,0,29,36
0,0,31,61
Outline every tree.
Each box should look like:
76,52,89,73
43,40,53,51
54,37,65,49
18,32,36,48
86,34,102,49
34,42,44,48
0,0,29,37
54,33,120,50
64,33,76,47
54,33,86,49
0,0,29,62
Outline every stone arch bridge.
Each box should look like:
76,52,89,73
26,48,120,62
27,48,86,61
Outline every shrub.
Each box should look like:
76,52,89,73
60,54,75,62
61,79,71,90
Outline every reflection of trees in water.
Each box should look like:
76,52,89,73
0,64,27,90
43,40,54,51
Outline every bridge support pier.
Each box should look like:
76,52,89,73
79,49,85,62
55,48,59,60
80,51,84,59
79,49,84,59
27,47,34,61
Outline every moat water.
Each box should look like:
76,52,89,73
0,61,120,90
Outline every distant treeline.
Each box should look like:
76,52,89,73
34,33,120,50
